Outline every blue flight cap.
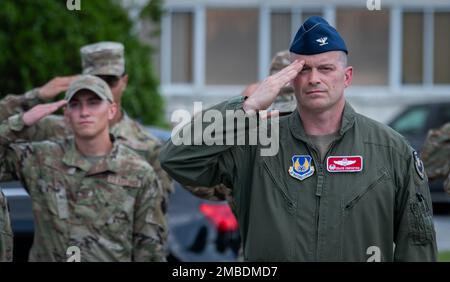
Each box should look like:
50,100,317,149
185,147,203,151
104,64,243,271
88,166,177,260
289,16,348,55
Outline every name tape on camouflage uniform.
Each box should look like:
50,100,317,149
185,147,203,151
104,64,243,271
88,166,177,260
107,175,142,188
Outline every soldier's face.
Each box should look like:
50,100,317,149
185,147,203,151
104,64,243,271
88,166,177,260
291,51,352,112
64,90,117,139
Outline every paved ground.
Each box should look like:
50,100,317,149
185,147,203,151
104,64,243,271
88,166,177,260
434,215,450,252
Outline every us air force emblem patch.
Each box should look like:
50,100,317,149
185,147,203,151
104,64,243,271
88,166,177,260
288,155,315,181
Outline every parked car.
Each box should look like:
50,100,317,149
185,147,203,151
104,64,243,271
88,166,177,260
387,101,450,204
1,127,240,262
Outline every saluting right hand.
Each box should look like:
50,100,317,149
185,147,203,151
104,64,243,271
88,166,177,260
38,75,79,100
243,59,304,113
22,100,67,126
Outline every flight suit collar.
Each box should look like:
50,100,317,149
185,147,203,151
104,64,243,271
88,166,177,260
288,101,356,143
62,135,121,175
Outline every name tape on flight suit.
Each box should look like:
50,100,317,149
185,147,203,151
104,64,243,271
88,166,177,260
327,156,363,173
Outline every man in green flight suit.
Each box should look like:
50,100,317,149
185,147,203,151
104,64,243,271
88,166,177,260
160,16,437,261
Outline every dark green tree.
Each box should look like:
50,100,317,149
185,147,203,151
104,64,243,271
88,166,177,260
0,0,165,126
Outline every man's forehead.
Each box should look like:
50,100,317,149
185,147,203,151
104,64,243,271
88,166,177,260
291,51,341,65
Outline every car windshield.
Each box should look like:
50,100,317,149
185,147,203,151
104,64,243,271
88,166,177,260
390,106,429,135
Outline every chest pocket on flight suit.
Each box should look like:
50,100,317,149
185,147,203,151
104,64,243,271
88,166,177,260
342,167,391,211
338,167,392,261
262,158,297,214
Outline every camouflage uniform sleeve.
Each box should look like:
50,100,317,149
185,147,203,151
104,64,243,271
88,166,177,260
0,114,38,183
0,189,13,262
183,184,233,202
147,142,173,213
28,115,69,141
0,89,69,141
132,171,168,262
0,89,43,122
394,148,438,261
421,123,450,187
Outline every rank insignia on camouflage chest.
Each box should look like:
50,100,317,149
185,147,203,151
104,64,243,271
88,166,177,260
288,155,315,181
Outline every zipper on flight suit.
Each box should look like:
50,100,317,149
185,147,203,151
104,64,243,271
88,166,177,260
305,144,322,261
307,140,337,261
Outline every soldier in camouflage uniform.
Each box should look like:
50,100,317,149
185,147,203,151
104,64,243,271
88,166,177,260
0,188,13,262
0,75,167,262
421,122,450,195
0,42,172,213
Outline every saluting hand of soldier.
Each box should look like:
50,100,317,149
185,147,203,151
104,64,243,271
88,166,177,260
243,59,304,113
38,76,80,100
22,100,67,126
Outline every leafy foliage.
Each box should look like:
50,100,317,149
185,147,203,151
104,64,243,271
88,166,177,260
0,0,165,125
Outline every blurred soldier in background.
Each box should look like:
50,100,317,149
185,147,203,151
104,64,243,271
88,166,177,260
0,75,167,261
0,188,13,262
0,42,173,215
267,50,297,115
421,122,450,195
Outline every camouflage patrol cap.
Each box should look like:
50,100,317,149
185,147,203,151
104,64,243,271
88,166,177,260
65,75,114,103
269,50,291,75
80,42,125,76
268,50,297,113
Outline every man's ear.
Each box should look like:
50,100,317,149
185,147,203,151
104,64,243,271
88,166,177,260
108,102,118,120
344,66,353,88
121,74,128,90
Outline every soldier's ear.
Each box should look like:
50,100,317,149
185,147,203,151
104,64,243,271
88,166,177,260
119,74,128,93
108,102,118,120
121,74,128,86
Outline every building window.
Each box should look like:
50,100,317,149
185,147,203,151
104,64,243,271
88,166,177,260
205,9,259,85
434,12,450,84
336,9,389,85
402,12,423,84
271,11,291,58
171,12,193,83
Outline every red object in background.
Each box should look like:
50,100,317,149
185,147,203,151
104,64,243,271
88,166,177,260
199,203,239,233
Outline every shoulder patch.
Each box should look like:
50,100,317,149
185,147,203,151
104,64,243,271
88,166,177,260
413,151,425,180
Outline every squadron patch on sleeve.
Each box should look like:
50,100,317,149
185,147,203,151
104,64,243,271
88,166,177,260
413,151,425,180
